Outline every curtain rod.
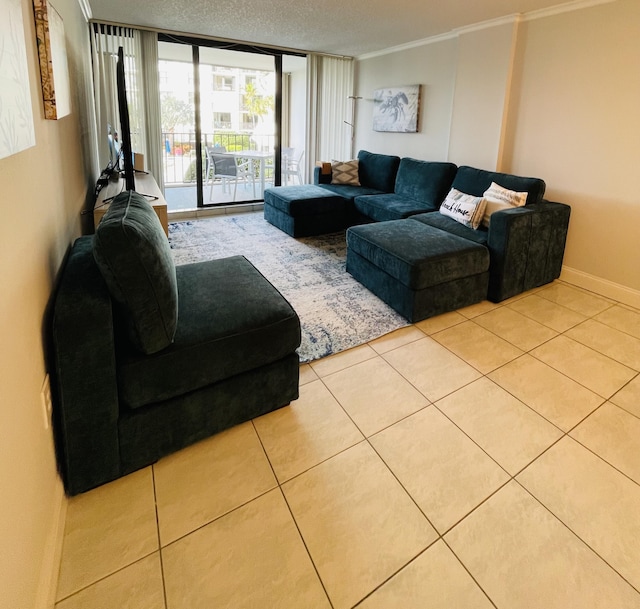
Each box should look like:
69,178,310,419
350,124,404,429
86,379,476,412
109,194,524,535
88,18,353,60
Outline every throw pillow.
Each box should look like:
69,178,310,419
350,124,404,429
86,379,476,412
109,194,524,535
482,181,528,227
331,159,360,186
93,191,178,354
439,188,487,230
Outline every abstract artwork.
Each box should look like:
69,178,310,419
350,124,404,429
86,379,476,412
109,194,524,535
0,0,36,159
372,85,421,133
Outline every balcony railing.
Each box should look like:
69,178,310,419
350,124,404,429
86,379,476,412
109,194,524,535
162,131,275,185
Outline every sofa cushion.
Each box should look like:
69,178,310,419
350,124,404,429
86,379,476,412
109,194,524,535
410,212,489,246
394,158,458,210
93,191,178,355
346,220,489,290
331,159,360,185
317,183,386,201
357,150,401,192
452,166,546,205
116,255,301,409
354,193,436,222
439,188,487,230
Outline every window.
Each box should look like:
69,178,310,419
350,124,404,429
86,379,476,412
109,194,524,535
213,112,232,129
214,75,235,91
240,112,254,130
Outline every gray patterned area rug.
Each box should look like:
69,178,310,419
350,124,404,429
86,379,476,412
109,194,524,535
168,213,409,362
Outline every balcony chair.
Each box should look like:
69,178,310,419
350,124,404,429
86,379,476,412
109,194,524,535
207,150,255,202
283,149,305,185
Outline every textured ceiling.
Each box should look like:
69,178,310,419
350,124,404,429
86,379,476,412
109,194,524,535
88,0,574,57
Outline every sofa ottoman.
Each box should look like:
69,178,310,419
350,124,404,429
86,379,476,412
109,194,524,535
264,185,350,237
346,220,490,322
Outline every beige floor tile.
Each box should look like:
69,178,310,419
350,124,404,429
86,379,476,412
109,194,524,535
371,408,509,533
570,402,640,484
383,336,481,402
436,378,562,475
457,300,501,318
368,326,425,354
531,335,637,398
414,311,466,335
518,437,640,591
356,540,494,609
445,481,640,609
433,321,523,374
489,354,604,431
566,319,640,370
474,306,558,351
253,379,363,482
55,554,164,609
56,468,158,600
310,344,378,377
282,442,437,609
508,294,586,332
611,374,640,418
595,304,640,340
163,489,331,609
299,363,319,385
323,357,429,437
498,284,546,305
154,422,276,546
537,283,613,316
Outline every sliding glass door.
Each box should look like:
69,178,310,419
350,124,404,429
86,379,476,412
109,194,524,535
158,37,306,212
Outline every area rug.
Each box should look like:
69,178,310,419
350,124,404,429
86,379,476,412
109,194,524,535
168,213,409,362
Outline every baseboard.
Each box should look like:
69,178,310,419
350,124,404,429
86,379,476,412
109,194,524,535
35,478,67,609
560,265,640,310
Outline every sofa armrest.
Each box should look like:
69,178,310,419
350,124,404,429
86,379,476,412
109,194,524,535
52,236,121,495
313,165,332,184
486,200,571,302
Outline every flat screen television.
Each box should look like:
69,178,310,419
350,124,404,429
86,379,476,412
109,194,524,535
116,46,135,192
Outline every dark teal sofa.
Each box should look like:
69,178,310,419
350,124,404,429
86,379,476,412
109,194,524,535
51,192,301,495
309,151,570,306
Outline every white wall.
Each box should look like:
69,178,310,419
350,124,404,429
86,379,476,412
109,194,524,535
448,20,516,170
354,0,640,305
503,0,640,296
354,38,458,161
0,0,95,606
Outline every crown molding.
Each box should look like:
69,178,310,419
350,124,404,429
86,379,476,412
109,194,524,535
522,0,618,21
77,0,92,21
357,0,619,60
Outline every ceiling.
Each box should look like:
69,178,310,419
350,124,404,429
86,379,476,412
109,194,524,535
87,0,576,57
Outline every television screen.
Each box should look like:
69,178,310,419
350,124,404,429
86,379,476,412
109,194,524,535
116,46,135,192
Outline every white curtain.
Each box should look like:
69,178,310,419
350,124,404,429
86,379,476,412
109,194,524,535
92,24,164,187
139,30,163,189
306,53,354,175
91,24,139,168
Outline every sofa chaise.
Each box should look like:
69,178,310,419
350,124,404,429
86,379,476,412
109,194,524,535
51,191,301,495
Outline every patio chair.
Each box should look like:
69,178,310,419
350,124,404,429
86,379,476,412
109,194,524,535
208,151,255,202
283,149,305,185
204,145,226,188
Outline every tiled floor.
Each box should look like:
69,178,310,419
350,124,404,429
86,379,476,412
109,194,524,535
54,282,640,609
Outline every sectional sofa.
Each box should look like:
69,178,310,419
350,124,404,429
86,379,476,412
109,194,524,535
263,150,571,321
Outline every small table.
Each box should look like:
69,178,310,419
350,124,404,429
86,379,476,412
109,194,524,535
94,172,168,236
230,150,273,198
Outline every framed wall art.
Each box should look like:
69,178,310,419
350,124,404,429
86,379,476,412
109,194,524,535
372,85,421,133
0,0,36,159
33,0,71,119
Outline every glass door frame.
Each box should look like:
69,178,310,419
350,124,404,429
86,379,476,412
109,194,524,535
158,33,304,208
